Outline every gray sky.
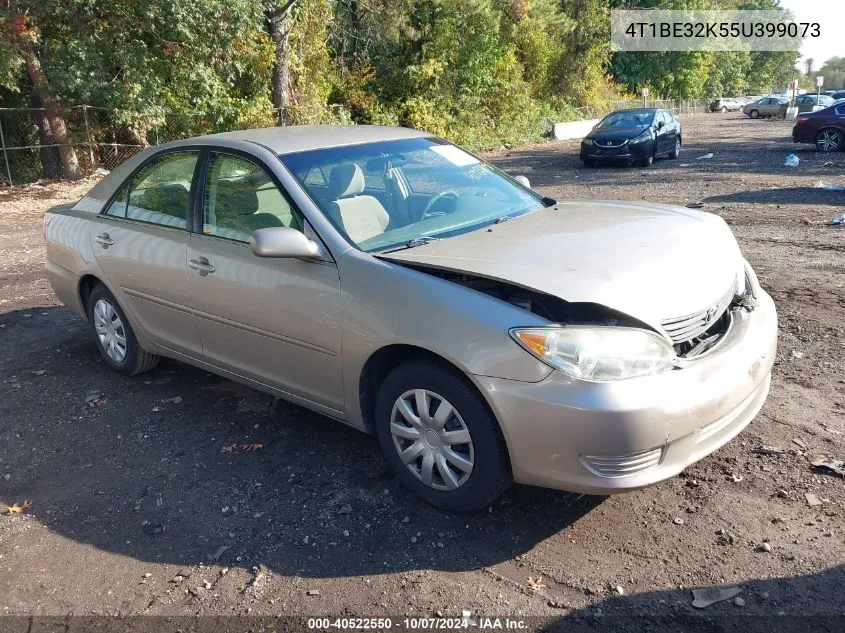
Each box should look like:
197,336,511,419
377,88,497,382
778,0,843,70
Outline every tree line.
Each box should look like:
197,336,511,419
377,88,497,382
1,0,800,179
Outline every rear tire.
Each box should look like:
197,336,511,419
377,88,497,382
816,128,844,153
375,359,511,512
87,283,160,375
749,109,760,119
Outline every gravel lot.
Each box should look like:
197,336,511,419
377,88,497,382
1,114,844,630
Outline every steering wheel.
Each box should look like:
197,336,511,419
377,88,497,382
421,191,459,219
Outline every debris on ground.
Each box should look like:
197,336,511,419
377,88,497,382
805,493,823,507
141,522,163,535
84,392,107,407
734,597,746,607
830,214,844,226
691,586,742,609
752,445,785,455
337,504,353,515
673,517,685,525
784,154,799,168
220,443,237,453
696,153,714,160
811,458,845,478
685,202,704,208
526,577,546,591
240,443,263,452
792,438,808,450
759,542,773,552
306,589,320,596
211,545,230,561
1,500,31,514
815,181,845,191
161,396,183,404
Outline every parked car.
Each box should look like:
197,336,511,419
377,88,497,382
44,125,776,511
792,102,845,152
579,108,681,167
831,90,845,100
794,94,835,113
709,98,743,112
742,97,789,119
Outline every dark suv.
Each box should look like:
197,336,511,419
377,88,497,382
792,103,845,152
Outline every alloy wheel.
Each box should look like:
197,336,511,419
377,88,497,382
389,389,474,491
93,298,127,363
817,130,842,152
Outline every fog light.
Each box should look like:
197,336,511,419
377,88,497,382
580,447,664,478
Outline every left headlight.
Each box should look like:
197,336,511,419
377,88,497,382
629,130,654,144
510,326,676,382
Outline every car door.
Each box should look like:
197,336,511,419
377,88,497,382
186,150,344,410
654,111,670,153
89,150,202,356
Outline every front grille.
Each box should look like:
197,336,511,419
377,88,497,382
580,447,664,478
597,139,628,148
661,282,737,345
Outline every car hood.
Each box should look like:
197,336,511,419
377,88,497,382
586,127,648,141
377,201,744,334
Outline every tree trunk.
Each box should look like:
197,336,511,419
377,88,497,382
31,93,61,180
23,45,81,179
266,1,297,125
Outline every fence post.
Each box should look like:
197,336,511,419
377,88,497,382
82,105,96,170
0,112,12,187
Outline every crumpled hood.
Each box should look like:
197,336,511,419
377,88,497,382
377,201,744,334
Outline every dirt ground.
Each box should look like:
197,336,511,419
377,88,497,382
1,114,844,631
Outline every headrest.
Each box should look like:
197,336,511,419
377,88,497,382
215,179,259,216
328,163,365,199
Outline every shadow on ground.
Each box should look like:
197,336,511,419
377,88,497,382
548,565,845,632
0,306,601,580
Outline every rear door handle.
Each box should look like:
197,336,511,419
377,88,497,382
95,233,114,247
189,257,216,274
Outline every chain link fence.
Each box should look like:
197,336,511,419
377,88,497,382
0,104,346,186
575,98,709,120
0,100,707,186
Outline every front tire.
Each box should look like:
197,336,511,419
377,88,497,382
749,109,760,119
639,153,654,167
87,284,159,375
669,137,681,159
816,128,844,153
375,359,511,512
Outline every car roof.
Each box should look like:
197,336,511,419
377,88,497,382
179,125,430,155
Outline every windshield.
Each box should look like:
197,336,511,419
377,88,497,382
597,111,654,129
279,137,544,252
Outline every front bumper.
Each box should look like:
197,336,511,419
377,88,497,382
473,290,777,495
580,140,654,162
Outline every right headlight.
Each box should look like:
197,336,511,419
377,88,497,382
511,326,676,382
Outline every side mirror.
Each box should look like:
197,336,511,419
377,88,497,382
656,120,665,129
250,227,323,259
513,175,531,189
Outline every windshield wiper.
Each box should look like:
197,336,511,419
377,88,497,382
380,236,441,253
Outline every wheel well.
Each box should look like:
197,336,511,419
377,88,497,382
358,345,481,434
78,274,103,316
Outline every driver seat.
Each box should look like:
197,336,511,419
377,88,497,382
327,163,389,243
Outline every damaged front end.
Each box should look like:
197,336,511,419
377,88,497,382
397,259,761,364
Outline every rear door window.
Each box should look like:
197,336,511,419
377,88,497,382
113,152,199,229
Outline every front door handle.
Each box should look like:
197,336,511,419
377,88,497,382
189,257,216,275
95,232,114,247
